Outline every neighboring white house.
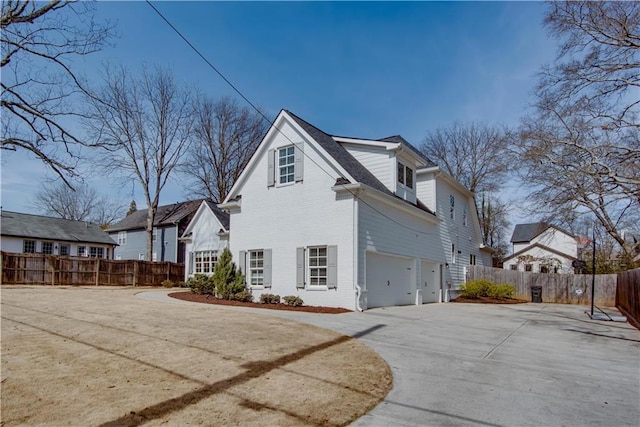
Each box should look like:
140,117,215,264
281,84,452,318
219,110,491,311
503,222,578,274
180,200,230,281
0,210,117,258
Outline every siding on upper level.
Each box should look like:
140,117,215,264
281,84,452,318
110,226,178,262
342,144,394,191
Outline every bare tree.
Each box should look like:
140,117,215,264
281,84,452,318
515,1,640,257
419,121,512,251
86,65,193,260
420,122,511,195
32,180,125,228
182,96,268,202
1,0,113,186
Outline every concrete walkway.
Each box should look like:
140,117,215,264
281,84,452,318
139,291,640,426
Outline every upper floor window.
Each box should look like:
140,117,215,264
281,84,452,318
397,162,414,189
279,146,295,184
118,231,127,245
152,228,157,242
42,241,53,254
450,195,455,220
463,204,468,226
23,240,36,253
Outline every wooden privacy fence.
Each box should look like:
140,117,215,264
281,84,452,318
468,265,617,307
616,268,640,330
0,251,184,286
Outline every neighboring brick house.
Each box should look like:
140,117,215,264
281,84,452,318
106,200,203,263
0,211,117,258
503,222,578,273
218,110,491,310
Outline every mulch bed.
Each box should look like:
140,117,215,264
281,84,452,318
452,296,529,304
168,291,352,314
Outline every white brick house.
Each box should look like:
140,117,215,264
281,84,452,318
219,110,491,310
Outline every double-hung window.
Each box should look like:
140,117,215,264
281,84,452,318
42,241,53,254
117,231,127,245
249,250,264,287
59,244,70,256
397,162,414,189
463,204,468,226
450,195,455,220
308,246,328,287
23,240,36,253
78,246,86,257
469,254,476,265
278,146,295,184
90,246,104,258
194,250,218,274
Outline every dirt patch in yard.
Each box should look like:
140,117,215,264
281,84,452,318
169,291,352,313
1,286,392,426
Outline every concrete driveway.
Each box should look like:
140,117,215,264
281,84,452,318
144,292,640,427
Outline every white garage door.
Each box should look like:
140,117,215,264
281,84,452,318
366,251,415,308
421,261,440,303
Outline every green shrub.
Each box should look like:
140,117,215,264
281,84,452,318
187,274,215,295
460,279,493,298
260,293,280,304
175,281,187,288
161,279,174,288
488,284,516,299
212,248,245,300
233,290,254,302
283,295,304,307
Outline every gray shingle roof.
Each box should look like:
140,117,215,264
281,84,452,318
1,211,117,245
106,199,205,232
511,222,575,243
378,135,437,167
285,110,436,216
205,200,230,230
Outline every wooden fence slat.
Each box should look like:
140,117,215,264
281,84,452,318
1,251,184,286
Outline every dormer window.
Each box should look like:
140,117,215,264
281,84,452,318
397,162,414,189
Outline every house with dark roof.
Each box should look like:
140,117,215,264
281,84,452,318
106,200,203,263
179,200,230,281
218,110,491,310
503,222,578,273
0,211,117,258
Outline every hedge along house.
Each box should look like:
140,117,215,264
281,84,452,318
0,211,117,258
219,110,491,311
106,200,203,263
179,200,230,281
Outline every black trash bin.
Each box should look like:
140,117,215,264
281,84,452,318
531,286,543,303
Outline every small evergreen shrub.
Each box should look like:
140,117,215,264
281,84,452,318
460,279,493,298
187,274,215,295
260,293,281,304
283,295,304,307
161,279,175,288
488,283,516,299
212,248,245,300
233,290,254,302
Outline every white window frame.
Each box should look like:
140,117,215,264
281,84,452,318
397,162,414,190
78,246,86,257
308,246,328,287
23,240,36,253
117,231,127,245
89,246,104,258
249,250,264,287
463,204,468,226
153,228,157,242
451,243,456,264
59,244,70,256
278,146,295,185
138,253,145,260
469,254,476,265
41,241,53,254
194,250,218,274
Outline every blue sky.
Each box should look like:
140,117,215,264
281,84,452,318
1,1,557,225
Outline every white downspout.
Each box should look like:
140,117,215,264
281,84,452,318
353,195,363,312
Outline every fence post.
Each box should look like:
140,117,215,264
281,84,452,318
133,261,138,287
95,258,100,286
